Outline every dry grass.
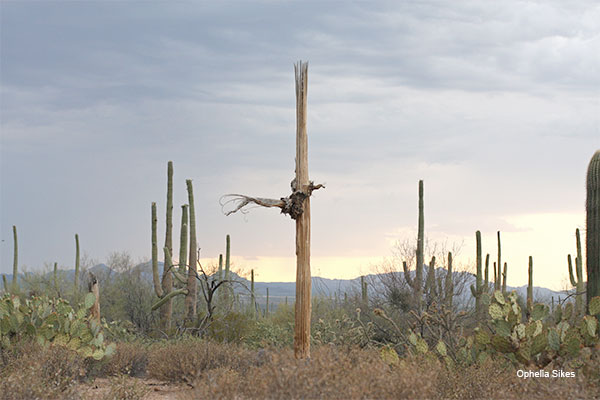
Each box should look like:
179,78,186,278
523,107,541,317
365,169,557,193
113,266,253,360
147,339,260,384
0,341,86,400
438,359,599,400
2,339,599,399
186,347,440,399
100,375,150,400
102,342,149,377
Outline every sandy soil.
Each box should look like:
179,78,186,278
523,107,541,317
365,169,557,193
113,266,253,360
79,377,192,399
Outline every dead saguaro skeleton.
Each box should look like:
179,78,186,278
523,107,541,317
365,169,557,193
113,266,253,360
221,61,323,359
88,272,100,324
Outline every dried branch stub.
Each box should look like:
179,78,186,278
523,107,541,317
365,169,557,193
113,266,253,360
220,181,324,220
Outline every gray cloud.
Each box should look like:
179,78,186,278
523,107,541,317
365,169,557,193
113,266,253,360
1,1,598,278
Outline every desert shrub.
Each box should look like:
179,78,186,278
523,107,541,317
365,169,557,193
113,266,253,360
102,342,149,377
0,342,86,400
186,346,441,399
206,311,256,343
147,339,258,384
101,375,149,400
244,317,294,349
438,358,598,399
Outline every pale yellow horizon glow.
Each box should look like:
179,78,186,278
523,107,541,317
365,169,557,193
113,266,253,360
201,212,585,293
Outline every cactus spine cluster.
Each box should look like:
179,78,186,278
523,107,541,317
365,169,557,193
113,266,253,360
587,150,600,310
404,180,424,312
568,229,585,316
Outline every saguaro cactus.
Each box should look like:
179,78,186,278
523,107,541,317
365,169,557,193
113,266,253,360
361,275,368,305
495,231,502,291
568,228,585,316
74,234,80,292
445,252,454,308
403,180,425,312
12,225,18,293
88,272,100,324
151,203,162,298
587,150,600,309
470,231,484,318
416,180,425,310
224,234,232,304
53,262,59,294
161,161,174,329
266,287,270,317
218,254,223,281
484,254,490,290
185,179,198,321
250,269,256,317
179,205,188,270
426,256,436,305
527,256,533,316
502,262,507,294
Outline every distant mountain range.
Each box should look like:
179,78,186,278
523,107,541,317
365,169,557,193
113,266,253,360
3,262,571,309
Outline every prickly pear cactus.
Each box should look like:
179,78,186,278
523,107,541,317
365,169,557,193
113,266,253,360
467,291,600,368
0,293,115,360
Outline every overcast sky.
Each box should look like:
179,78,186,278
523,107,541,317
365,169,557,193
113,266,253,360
1,1,599,290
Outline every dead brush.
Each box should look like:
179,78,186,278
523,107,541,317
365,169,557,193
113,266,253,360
0,342,86,400
102,342,149,377
147,339,258,385
185,345,441,399
438,358,599,399
101,375,149,400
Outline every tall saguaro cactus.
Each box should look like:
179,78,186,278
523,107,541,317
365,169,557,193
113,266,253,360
527,256,534,316
361,276,368,305
12,225,18,292
445,252,454,308
151,203,162,298
150,176,192,318
74,234,80,292
470,231,484,318
185,179,198,321
495,231,502,291
250,269,256,317
502,262,507,294
569,228,585,316
224,234,232,305
426,256,436,304
179,205,188,270
587,150,600,309
161,161,174,330
403,180,425,312
416,180,425,310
